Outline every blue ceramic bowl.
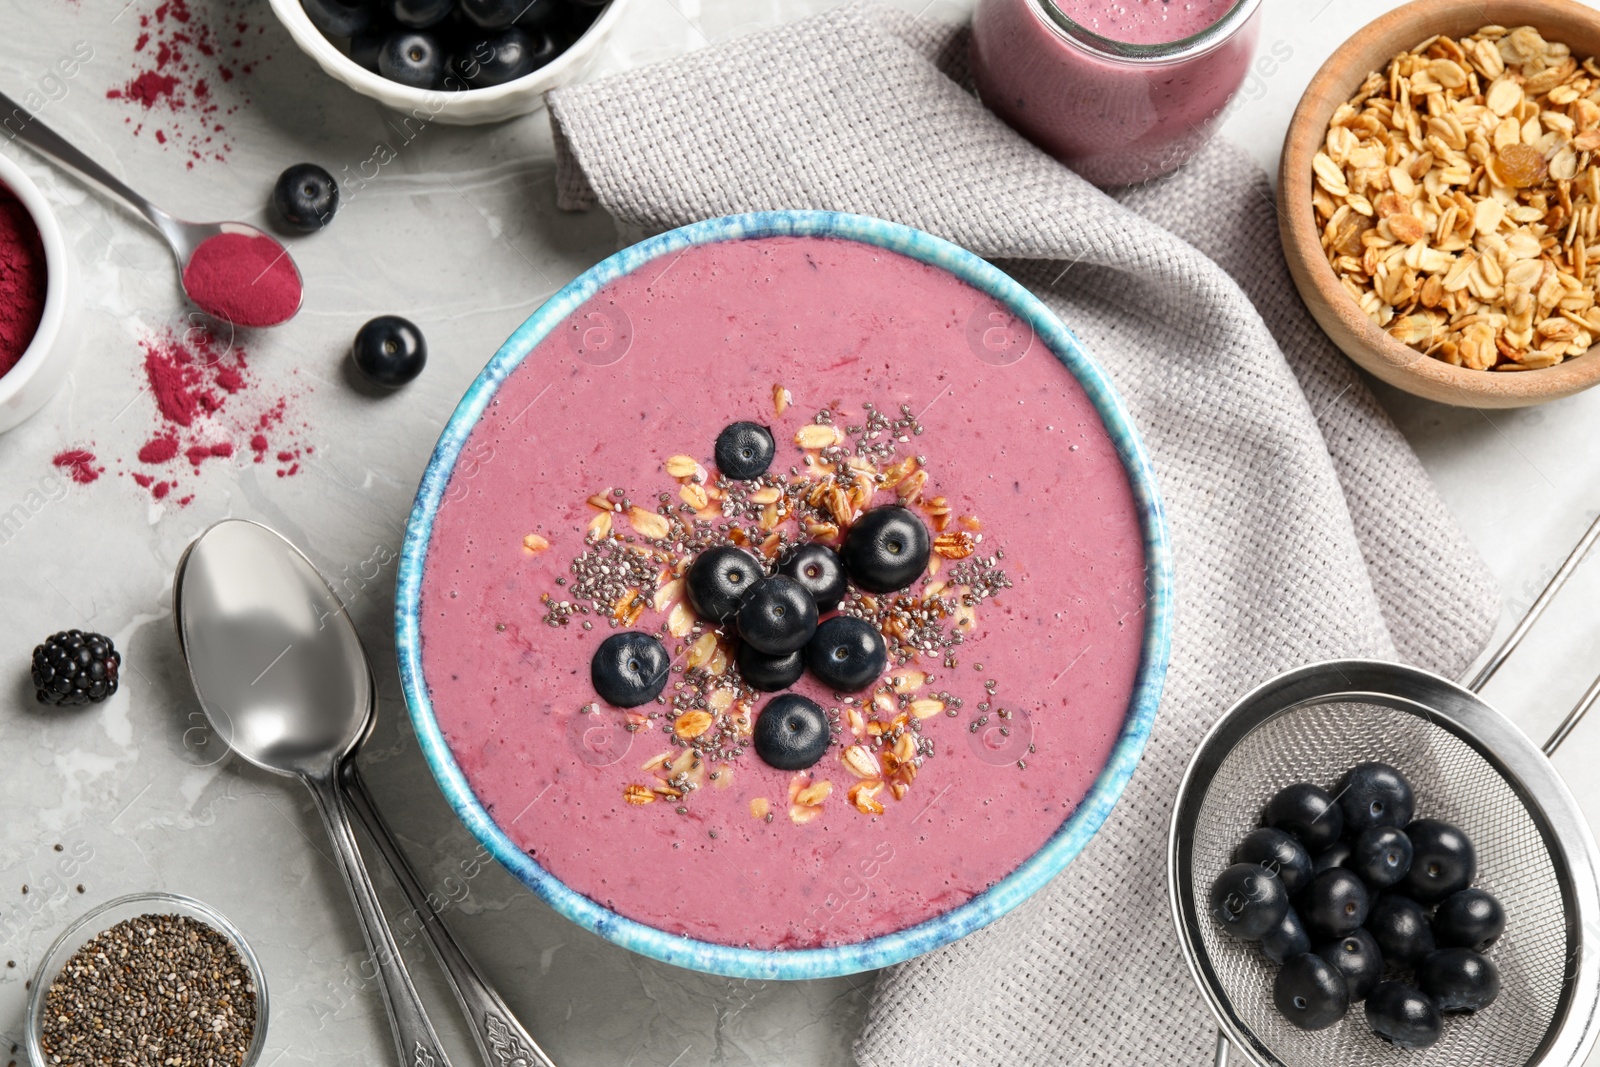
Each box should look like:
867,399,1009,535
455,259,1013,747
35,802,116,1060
396,211,1173,980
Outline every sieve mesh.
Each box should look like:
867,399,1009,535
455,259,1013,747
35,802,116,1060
1189,698,1571,1067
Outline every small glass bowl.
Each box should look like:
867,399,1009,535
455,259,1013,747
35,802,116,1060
26,892,269,1067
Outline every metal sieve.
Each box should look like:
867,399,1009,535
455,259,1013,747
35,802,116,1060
1170,515,1600,1067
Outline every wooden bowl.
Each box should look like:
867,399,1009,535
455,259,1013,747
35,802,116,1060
1278,0,1600,408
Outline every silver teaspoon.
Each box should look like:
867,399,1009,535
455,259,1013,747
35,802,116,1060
0,90,302,327
174,520,450,1067
175,519,557,1067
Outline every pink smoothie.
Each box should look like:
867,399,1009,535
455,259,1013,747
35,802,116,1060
419,235,1149,950
972,0,1261,186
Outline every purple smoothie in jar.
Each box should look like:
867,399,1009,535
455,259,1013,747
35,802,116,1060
972,0,1264,187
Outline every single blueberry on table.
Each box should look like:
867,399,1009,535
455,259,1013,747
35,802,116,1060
1365,982,1443,1050
714,422,776,480
1402,819,1477,904
841,505,931,594
1232,827,1313,896
378,30,445,88
1336,761,1415,835
1367,893,1437,969
1351,825,1413,890
752,694,830,771
1273,953,1349,1031
1207,862,1289,941
686,545,761,623
778,542,848,614
1315,928,1384,1002
1264,782,1344,852
352,315,427,387
272,163,339,233
1260,906,1311,966
1433,887,1506,951
804,616,888,692
737,576,819,656
1417,947,1501,1014
735,643,804,693
589,632,669,708
1299,868,1370,941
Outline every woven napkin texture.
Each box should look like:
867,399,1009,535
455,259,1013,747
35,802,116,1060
547,5,1502,1063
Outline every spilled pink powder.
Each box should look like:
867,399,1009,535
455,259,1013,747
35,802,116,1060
52,449,102,484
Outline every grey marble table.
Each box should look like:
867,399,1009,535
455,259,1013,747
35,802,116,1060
2,0,1599,1064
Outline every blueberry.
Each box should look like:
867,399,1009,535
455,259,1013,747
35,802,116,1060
352,315,427,387
1336,761,1415,835
1260,906,1311,965
777,543,848,614
841,506,930,594
752,694,829,771
378,30,445,87
737,576,818,656
714,422,775,480
453,27,549,87
1207,862,1289,940
1365,982,1442,1050
1367,893,1436,969
589,632,668,708
1433,888,1506,950
1315,928,1384,1001
302,0,376,37
1401,819,1477,904
1313,841,1352,875
1351,825,1413,890
1299,868,1370,940
512,0,561,29
736,643,803,693
1264,782,1343,852
1417,948,1500,1014
390,0,451,28
685,546,761,623
271,163,339,233
350,30,385,70
804,616,887,692
1273,953,1349,1031
1232,827,1313,896
459,0,522,28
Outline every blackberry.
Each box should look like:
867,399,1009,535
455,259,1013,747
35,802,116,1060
32,630,121,707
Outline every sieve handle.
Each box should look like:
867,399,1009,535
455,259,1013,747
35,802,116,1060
1213,1031,1230,1066
1546,674,1600,756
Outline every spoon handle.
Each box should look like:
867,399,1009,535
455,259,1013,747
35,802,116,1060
343,763,559,1067
303,771,457,1067
0,89,177,241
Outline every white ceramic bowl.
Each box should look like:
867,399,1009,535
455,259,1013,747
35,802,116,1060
267,0,634,125
0,151,72,434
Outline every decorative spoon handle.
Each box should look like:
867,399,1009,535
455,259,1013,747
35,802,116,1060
343,762,559,1067
0,88,177,241
304,771,456,1067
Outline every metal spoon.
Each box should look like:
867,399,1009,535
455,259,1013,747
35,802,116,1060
174,519,557,1067
0,90,302,327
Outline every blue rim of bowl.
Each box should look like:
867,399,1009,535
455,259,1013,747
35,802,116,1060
396,210,1173,980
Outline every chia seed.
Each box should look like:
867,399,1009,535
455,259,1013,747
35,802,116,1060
39,913,258,1067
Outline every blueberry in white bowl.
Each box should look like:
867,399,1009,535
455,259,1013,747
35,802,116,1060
1208,862,1289,941
1365,981,1442,1050
1315,928,1383,1001
303,0,375,37
1367,893,1436,969
1299,868,1369,941
1264,782,1343,853
1433,887,1505,950
1417,947,1501,1014
1274,953,1349,1031
454,27,555,88
1401,819,1477,904
1232,827,1313,896
392,0,451,27
1336,761,1414,835
378,30,445,87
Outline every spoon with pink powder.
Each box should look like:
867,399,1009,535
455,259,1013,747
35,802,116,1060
0,90,302,328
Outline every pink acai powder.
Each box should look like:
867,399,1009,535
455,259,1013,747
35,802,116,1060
419,236,1150,950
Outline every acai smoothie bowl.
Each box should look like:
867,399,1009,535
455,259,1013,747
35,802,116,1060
396,211,1172,979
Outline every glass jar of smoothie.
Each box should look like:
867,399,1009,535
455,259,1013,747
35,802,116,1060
972,0,1264,187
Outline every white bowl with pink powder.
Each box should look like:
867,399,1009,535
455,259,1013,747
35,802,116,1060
266,0,634,125
0,151,73,435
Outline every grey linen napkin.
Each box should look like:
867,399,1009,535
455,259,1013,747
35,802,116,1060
547,5,1502,1063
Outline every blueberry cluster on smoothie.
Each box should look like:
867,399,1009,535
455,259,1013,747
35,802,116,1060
540,396,1012,823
